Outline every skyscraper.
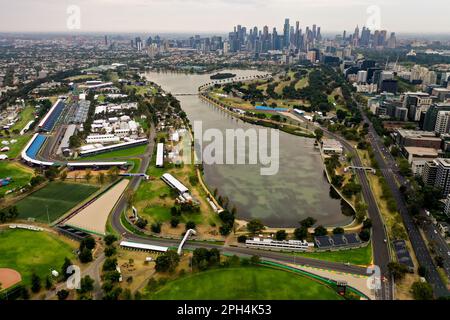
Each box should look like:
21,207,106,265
283,18,290,48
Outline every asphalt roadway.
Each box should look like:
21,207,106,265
361,109,449,298
108,122,387,298
312,119,393,300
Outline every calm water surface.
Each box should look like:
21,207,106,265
145,69,352,227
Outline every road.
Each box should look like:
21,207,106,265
293,113,393,300
361,107,449,297
107,119,385,298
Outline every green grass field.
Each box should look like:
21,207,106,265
128,158,142,173
294,243,373,266
15,182,99,223
2,134,33,159
147,267,342,300
0,229,76,286
10,106,35,132
80,145,147,160
0,162,34,196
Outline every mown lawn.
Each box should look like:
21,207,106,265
146,267,342,300
15,182,99,223
0,229,76,286
293,243,373,266
80,145,147,160
10,106,35,132
2,134,33,159
0,161,34,196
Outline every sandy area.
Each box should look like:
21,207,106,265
0,268,22,290
65,180,129,235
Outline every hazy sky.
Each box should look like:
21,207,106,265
0,0,449,34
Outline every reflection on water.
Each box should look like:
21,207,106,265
145,69,353,227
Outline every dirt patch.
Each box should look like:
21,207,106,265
0,268,22,290
65,179,129,235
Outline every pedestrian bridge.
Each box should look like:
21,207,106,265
345,166,376,174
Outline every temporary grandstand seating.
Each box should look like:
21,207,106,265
315,233,362,249
344,233,361,245
331,234,346,246
393,240,414,271
25,134,46,159
315,236,333,248
39,100,65,132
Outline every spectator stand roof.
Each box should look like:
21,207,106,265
38,99,66,132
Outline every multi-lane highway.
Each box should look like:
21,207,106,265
315,121,393,300
106,111,395,299
361,106,449,298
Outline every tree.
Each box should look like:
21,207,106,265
398,159,412,177
250,255,260,265
170,217,180,228
151,222,162,233
135,218,148,229
294,226,308,240
411,281,434,300
45,276,53,290
387,262,408,281
85,170,92,183
105,246,117,257
332,227,344,234
300,217,316,228
31,273,41,293
355,202,368,223
155,251,180,273
363,218,372,229
275,230,287,241
103,258,118,272
57,289,69,300
359,228,371,242
120,288,132,300
78,275,94,294
79,247,93,263
314,225,328,237
314,128,324,141
80,236,96,251
185,221,196,230
418,266,427,277
246,219,265,234
237,235,247,243
61,257,73,280
104,234,118,246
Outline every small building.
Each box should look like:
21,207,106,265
119,241,168,253
403,146,439,164
322,139,343,155
156,143,164,168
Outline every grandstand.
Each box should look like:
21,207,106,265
393,240,414,272
38,99,66,132
21,134,130,169
314,233,362,249
79,138,148,157
245,237,313,252
21,133,55,166
26,134,46,159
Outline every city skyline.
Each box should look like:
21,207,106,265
1,0,450,34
